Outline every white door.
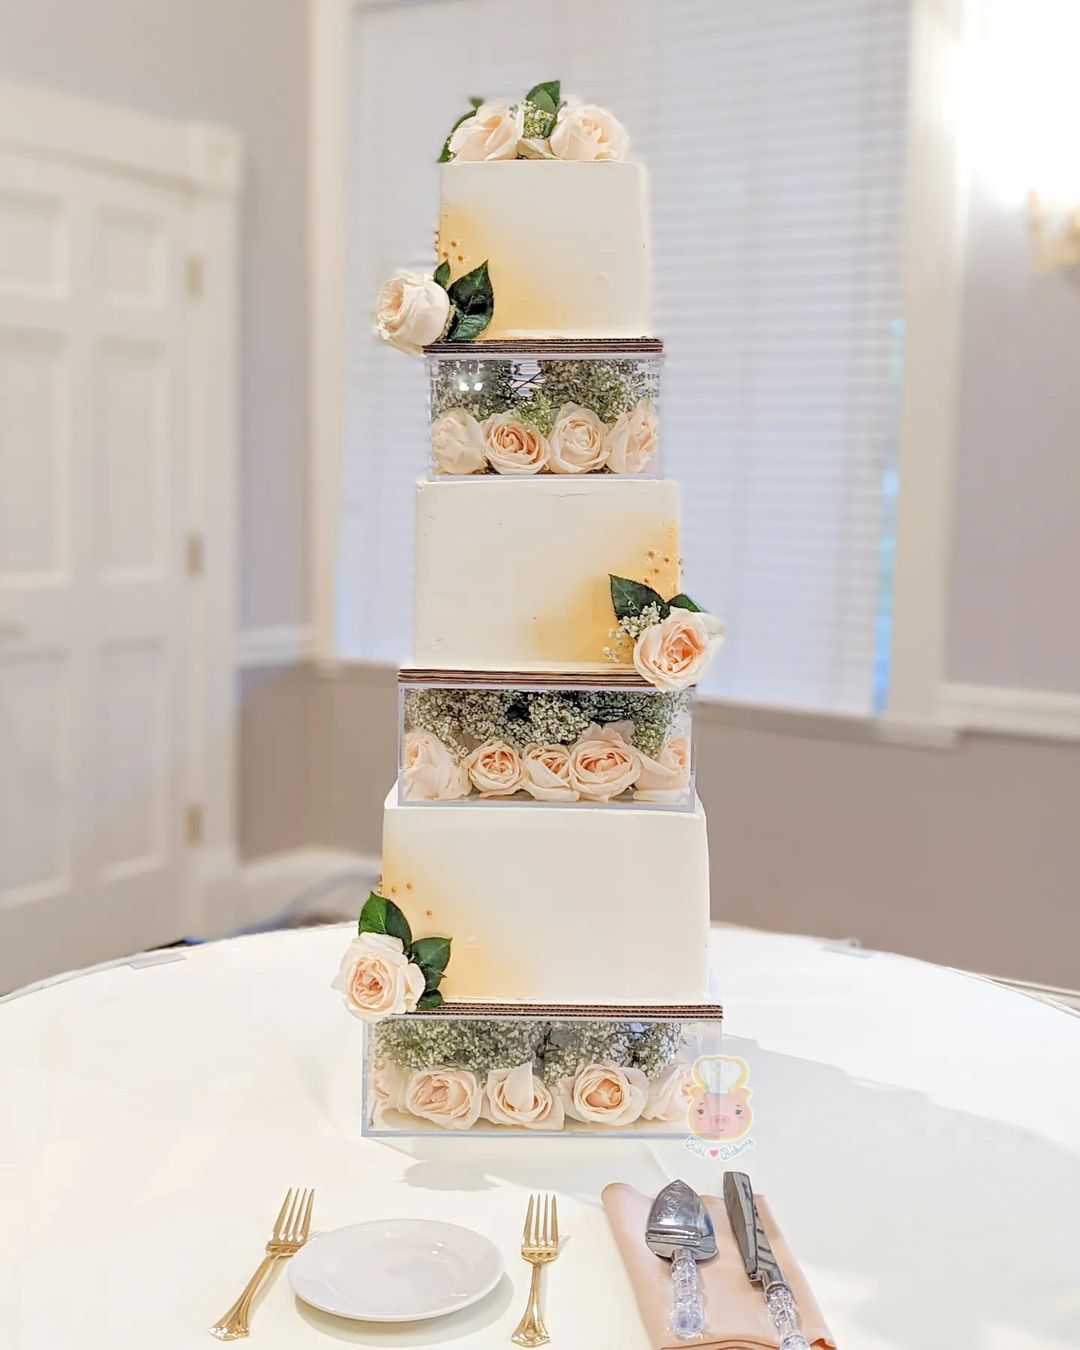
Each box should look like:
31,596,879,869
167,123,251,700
0,148,194,990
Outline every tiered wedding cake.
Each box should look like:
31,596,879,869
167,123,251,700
335,85,724,1135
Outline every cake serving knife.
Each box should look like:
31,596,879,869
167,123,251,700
644,1179,716,1340
723,1171,810,1349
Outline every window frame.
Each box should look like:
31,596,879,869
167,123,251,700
308,0,972,746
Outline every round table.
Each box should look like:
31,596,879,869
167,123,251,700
1,924,1077,1348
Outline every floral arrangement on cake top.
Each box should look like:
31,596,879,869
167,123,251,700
605,576,725,691
439,80,629,164
401,686,692,805
370,1016,689,1132
333,892,452,1020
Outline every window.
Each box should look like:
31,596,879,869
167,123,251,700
339,0,910,716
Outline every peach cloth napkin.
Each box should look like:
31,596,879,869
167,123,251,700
601,1183,835,1350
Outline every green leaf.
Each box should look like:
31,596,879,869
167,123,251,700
437,97,484,162
525,80,560,116
668,593,702,612
417,989,445,1011
433,260,450,290
358,892,412,949
410,936,451,982
609,574,669,623
445,260,494,342
446,309,491,343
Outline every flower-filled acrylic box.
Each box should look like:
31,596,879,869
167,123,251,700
424,339,663,477
362,1003,724,1138
398,669,695,809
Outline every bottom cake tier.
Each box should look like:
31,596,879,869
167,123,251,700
380,787,712,1004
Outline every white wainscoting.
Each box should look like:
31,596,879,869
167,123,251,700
236,626,314,669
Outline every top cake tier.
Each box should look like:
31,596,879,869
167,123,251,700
437,162,651,341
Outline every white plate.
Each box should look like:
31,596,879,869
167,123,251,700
288,1219,503,1323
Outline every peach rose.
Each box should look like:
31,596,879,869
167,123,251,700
567,722,641,801
634,733,691,803
482,413,550,474
370,1057,407,1112
483,1063,565,1130
431,408,486,475
403,1067,483,1130
448,100,524,162
331,933,426,1024
549,100,630,162
522,744,580,802
402,729,470,802
604,398,659,474
633,608,724,691
466,739,527,797
641,1064,692,1122
374,270,450,356
548,402,609,474
559,1062,648,1127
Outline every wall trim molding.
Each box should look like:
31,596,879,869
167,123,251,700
237,625,315,670
939,683,1080,742
232,847,379,936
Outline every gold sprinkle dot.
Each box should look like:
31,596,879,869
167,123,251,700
389,885,397,894
425,908,433,917
663,555,671,563
406,882,413,891
456,254,464,262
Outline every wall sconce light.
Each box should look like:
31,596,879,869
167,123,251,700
1025,192,1080,272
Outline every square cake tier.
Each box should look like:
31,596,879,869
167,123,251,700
380,786,710,1004
413,477,681,671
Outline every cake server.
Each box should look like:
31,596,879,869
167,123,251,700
723,1171,810,1350
644,1179,716,1340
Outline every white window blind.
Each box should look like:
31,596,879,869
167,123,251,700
341,0,909,715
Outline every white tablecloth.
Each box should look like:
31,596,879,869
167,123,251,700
2,924,1078,1349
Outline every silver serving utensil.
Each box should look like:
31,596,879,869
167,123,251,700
723,1172,810,1350
645,1179,717,1340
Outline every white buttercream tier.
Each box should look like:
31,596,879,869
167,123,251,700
413,477,681,671
438,161,651,340
381,787,711,1004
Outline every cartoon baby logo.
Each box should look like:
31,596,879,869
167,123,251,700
684,1055,754,1160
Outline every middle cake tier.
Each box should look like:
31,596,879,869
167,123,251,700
381,786,711,1004
413,477,681,671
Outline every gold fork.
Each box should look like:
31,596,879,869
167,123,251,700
210,1188,314,1341
511,1193,560,1348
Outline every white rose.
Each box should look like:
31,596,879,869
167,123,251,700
483,1063,565,1130
482,412,550,474
548,402,609,474
559,1062,648,1127
634,733,692,803
403,1067,483,1130
522,744,580,802
549,100,630,162
448,100,524,162
641,1064,692,1122
402,729,470,802
331,932,426,1024
431,408,486,475
567,722,641,802
374,270,450,356
605,398,659,475
466,739,527,797
370,1057,408,1112
633,608,724,691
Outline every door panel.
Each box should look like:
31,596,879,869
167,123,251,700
0,149,193,990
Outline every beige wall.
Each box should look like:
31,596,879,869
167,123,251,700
0,0,310,630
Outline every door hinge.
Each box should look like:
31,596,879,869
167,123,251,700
186,533,204,578
186,255,204,298
185,804,204,846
